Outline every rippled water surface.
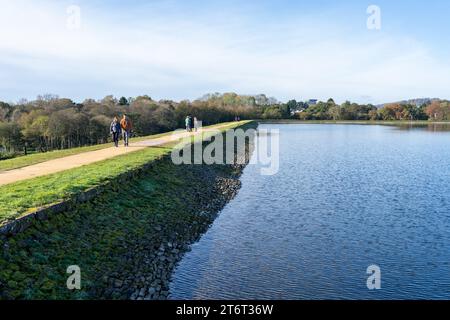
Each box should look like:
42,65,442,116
169,124,450,299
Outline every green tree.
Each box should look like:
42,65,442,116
0,102,12,121
286,100,298,111
279,104,291,118
119,97,129,106
0,122,22,152
262,106,283,119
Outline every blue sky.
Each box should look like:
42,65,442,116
1,0,449,104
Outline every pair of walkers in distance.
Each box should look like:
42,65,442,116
109,114,202,148
185,115,199,132
110,114,133,148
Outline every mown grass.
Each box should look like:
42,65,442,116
0,122,240,172
0,121,251,224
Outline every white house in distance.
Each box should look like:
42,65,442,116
290,99,318,116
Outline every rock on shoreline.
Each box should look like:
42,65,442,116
107,167,246,300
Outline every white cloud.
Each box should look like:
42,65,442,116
0,0,449,103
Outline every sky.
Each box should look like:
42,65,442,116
0,0,449,104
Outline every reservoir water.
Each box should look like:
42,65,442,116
169,124,450,299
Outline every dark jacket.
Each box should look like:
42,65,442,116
110,120,121,134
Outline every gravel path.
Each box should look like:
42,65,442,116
0,124,232,186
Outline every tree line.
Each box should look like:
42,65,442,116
0,93,263,157
1,93,449,158
285,98,450,121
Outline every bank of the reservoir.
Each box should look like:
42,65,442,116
0,121,257,299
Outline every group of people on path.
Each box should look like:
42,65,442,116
110,114,239,147
185,115,199,132
109,114,202,148
110,114,133,147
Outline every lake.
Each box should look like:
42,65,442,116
169,123,450,299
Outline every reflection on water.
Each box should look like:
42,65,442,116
169,124,450,300
393,123,450,132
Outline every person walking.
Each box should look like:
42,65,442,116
193,117,199,132
120,114,133,147
185,115,191,132
189,115,194,133
110,116,121,147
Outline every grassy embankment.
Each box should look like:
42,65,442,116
0,122,241,172
0,121,251,225
0,120,256,300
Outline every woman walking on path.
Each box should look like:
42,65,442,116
110,116,122,147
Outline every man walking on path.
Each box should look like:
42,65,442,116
120,114,133,147
110,116,122,147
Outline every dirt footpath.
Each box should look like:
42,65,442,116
0,124,232,186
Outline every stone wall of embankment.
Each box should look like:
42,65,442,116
0,121,258,299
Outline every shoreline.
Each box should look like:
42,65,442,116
257,119,450,125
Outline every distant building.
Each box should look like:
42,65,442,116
307,99,318,106
291,110,303,116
